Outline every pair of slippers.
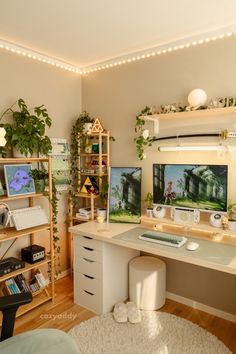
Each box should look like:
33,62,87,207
113,302,141,324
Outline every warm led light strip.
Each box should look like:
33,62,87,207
82,25,236,74
0,39,81,73
1,25,236,74
158,145,236,152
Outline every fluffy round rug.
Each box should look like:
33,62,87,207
69,311,231,354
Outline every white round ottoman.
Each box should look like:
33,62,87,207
129,256,166,310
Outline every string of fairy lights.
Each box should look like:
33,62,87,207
0,28,236,75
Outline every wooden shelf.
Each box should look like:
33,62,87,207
80,153,108,157
0,256,51,282
0,157,50,163
143,106,236,121
0,224,50,243
0,192,44,202
74,192,99,199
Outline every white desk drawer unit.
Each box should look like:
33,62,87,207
73,234,140,314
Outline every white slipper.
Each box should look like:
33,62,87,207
127,301,141,324
113,302,127,323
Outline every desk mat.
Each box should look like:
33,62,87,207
113,227,236,266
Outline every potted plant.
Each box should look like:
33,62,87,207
30,169,48,193
97,182,109,221
144,192,153,217
1,98,52,157
227,201,236,232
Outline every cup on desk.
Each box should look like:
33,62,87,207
146,208,153,218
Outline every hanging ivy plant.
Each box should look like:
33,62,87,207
134,106,155,160
31,168,60,276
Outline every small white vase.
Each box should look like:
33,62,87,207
146,208,153,218
13,147,32,158
84,123,93,133
97,208,107,221
228,220,236,232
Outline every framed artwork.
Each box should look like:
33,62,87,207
4,164,35,197
109,167,142,223
42,138,70,191
0,180,4,196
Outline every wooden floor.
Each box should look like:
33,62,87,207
14,276,236,353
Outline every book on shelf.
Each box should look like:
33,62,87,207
35,271,47,288
14,274,31,293
5,278,21,295
78,207,91,216
75,213,90,220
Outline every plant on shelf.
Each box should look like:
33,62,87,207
30,169,48,193
70,111,94,192
0,98,52,157
144,192,153,209
227,200,236,231
134,106,155,160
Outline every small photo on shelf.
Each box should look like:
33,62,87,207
4,164,35,197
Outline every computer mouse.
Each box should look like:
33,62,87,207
186,242,199,251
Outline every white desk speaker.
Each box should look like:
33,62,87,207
209,213,223,228
152,206,166,219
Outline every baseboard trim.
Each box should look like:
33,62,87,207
166,291,236,323
57,268,70,279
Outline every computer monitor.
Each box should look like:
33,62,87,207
153,164,228,212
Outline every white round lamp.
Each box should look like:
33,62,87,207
188,89,207,107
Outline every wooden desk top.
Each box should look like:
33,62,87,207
69,221,236,275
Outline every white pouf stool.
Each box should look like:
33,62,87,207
129,256,166,310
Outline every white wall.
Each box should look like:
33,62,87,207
82,36,236,314
0,50,82,272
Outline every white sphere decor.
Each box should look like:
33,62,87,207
188,89,207,107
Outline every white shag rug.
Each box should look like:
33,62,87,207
69,311,232,354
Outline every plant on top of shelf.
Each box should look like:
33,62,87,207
70,111,95,192
0,98,52,157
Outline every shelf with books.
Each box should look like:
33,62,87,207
0,156,55,319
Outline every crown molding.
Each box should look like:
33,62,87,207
1,24,236,74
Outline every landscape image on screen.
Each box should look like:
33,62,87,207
153,164,228,211
109,167,142,223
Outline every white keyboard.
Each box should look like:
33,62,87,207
10,206,49,231
139,231,187,248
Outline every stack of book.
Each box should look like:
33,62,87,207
4,272,47,295
76,207,92,221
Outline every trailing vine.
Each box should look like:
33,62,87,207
134,106,155,160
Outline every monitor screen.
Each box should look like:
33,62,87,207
153,164,228,212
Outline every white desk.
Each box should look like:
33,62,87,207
70,221,236,315
70,221,236,275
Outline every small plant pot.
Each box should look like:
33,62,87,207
228,220,236,232
35,179,46,193
146,208,153,218
84,123,93,133
97,208,107,221
13,147,33,158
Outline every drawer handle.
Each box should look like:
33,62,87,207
83,236,93,240
83,257,95,263
83,274,94,279
83,246,94,251
84,290,94,296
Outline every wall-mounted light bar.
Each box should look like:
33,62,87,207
158,145,236,152
0,39,81,73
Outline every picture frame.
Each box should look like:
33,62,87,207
4,164,35,197
109,167,142,223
